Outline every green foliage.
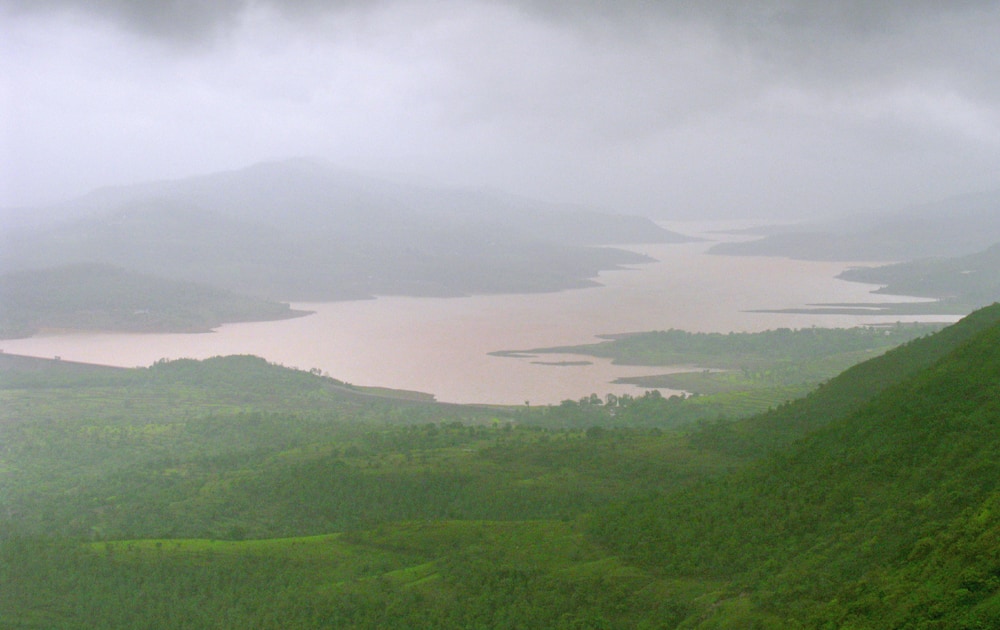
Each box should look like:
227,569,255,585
0,522,702,629
0,350,732,627
590,303,1000,625
524,324,943,370
0,353,731,543
506,324,942,430
5,305,1000,627
689,301,1000,457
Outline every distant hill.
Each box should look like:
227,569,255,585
839,243,1000,309
709,188,1000,261
0,264,306,339
0,159,693,300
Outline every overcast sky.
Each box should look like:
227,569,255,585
2,0,999,218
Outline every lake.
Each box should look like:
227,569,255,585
0,223,957,404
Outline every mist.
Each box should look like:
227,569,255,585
3,0,999,218
8,5,1000,627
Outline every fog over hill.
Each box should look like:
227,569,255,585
0,159,691,301
838,242,1000,309
0,264,306,339
4,1,999,218
710,188,1000,261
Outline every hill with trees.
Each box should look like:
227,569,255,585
593,301,1000,626
3,304,1000,627
495,323,945,420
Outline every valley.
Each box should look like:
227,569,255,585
3,305,1000,627
0,236,956,405
5,2,1000,626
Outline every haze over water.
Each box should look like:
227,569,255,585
1,224,956,405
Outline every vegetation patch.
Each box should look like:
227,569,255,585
5,306,1000,626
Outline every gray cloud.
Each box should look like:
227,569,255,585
0,0,248,44
6,0,996,80
1,0,998,218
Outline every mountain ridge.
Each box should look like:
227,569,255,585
1,159,693,301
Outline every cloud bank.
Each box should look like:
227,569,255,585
2,0,998,217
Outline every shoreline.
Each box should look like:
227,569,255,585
0,307,315,342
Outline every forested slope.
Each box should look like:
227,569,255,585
4,306,1000,627
593,303,1000,626
691,302,1000,456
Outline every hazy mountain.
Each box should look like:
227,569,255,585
838,243,1000,309
54,158,686,245
0,159,692,300
0,264,305,339
709,188,1000,261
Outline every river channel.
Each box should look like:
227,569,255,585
0,223,956,404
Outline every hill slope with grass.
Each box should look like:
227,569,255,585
689,301,1000,457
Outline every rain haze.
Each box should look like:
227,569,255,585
3,0,999,218
9,4,1000,625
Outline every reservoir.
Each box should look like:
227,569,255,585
0,224,956,405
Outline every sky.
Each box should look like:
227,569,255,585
2,0,999,219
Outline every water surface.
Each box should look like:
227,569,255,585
1,225,955,404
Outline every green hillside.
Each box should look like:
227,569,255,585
3,305,1000,627
751,242,1000,318
497,323,944,423
593,302,1000,626
691,301,1000,456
